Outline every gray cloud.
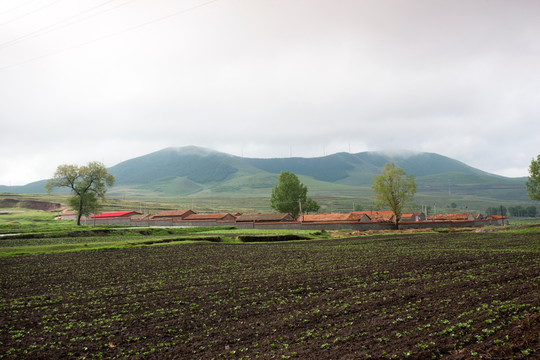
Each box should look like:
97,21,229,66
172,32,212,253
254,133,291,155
1,0,539,184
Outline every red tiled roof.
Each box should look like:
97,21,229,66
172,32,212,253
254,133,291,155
303,213,350,222
235,213,295,222
402,212,422,217
349,211,394,222
91,211,140,218
432,213,475,221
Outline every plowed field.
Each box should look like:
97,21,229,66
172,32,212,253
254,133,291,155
1,232,538,359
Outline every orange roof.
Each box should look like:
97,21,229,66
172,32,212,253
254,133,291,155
302,213,350,222
402,212,422,217
235,213,295,222
349,211,394,222
432,213,475,221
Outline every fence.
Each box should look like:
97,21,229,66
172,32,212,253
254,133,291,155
82,217,507,230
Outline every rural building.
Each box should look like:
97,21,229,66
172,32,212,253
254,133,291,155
349,211,395,223
130,214,152,221
346,212,373,222
235,213,295,223
484,215,508,225
431,213,480,221
302,211,424,223
60,206,508,230
57,209,78,221
150,210,196,220
91,211,142,219
182,213,237,223
401,212,426,222
302,213,354,223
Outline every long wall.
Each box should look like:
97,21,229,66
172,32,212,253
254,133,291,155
83,218,507,229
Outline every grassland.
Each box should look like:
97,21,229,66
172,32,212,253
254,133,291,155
0,224,328,257
0,207,329,257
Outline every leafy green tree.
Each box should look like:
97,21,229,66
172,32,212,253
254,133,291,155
526,206,537,217
270,171,319,218
68,192,99,220
487,206,507,216
526,155,540,200
46,162,115,225
304,197,320,214
508,205,537,217
372,162,417,229
354,203,364,211
508,206,524,217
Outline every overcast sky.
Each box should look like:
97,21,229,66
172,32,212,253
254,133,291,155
1,0,539,185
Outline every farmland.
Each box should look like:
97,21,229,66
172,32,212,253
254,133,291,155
0,230,539,359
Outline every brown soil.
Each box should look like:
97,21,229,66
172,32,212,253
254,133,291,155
0,232,538,359
329,227,475,238
0,199,62,211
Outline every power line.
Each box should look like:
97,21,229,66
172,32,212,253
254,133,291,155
0,0,39,17
0,0,220,72
0,0,64,27
0,0,135,50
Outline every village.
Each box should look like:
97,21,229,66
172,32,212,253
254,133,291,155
59,209,508,230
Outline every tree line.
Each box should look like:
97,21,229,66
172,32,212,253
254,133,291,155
46,154,540,226
485,205,537,217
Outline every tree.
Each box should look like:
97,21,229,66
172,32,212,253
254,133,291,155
46,162,115,225
526,155,540,201
487,206,507,216
372,162,417,229
270,171,319,218
304,197,320,214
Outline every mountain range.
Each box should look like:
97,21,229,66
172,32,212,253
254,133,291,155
0,146,530,207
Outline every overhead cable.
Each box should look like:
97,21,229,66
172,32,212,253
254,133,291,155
0,0,220,71
0,0,136,50
0,0,63,27
0,0,38,17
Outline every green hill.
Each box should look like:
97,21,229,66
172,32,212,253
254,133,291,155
110,146,242,185
1,146,532,211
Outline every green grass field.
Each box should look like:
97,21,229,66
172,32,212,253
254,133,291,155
2,206,539,258
0,215,329,257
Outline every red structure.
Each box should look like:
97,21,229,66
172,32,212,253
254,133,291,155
90,211,142,219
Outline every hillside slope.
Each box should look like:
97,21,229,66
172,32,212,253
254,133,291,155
1,146,529,204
